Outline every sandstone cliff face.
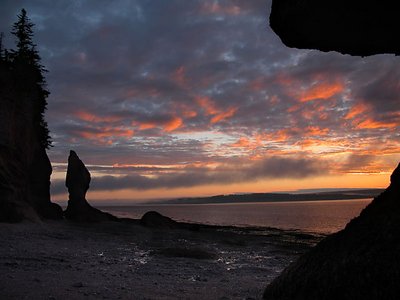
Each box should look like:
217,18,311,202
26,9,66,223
64,150,117,222
0,63,62,222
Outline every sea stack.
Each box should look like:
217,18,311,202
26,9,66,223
64,150,116,222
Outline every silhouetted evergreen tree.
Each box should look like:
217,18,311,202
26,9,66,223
0,32,9,64
0,32,4,61
10,9,52,148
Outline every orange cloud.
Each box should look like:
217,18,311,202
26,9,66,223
259,126,329,145
175,103,198,118
196,96,237,124
197,96,218,115
138,122,157,130
230,136,263,151
75,110,122,123
211,107,237,124
306,126,329,136
290,101,334,121
75,127,134,145
345,102,370,119
287,104,300,113
263,129,291,143
231,137,251,148
355,119,398,129
135,116,183,132
299,108,324,120
269,95,279,105
182,109,197,118
173,66,186,87
276,72,345,103
296,138,321,148
201,2,241,15
298,82,344,102
164,116,183,132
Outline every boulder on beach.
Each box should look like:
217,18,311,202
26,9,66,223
64,150,117,222
140,211,178,228
140,211,201,231
263,163,400,299
269,0,400,56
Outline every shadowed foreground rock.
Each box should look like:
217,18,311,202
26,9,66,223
64,150,117,222
270,0,400,56
263,163,400,300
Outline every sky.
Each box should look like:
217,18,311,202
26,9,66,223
1,0,399,203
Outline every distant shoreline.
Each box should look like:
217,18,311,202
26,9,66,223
97,198,373,207
55,189,384,207
154,188,384,204
89,188,382,206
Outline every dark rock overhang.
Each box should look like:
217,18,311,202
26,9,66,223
270,0,400,56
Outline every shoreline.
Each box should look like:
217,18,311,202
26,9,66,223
0,215,324,299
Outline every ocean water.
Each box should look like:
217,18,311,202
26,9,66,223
100,199,372,234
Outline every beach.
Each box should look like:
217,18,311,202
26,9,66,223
0,218,323,299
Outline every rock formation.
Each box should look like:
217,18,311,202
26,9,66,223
64,150,117,222
140,211,179,228
270,0,400,56
140,211,201,231
0,62,62,222
263,163,400,299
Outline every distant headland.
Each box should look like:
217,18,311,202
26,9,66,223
154,188,384,205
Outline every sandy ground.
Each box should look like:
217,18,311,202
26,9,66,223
0,219,323,300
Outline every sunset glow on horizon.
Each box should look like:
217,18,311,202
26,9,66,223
2,1,398,203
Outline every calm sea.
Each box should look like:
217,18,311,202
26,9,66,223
100,199,372,234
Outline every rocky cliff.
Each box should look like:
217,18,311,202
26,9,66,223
0,62,62,222
270,0,400,56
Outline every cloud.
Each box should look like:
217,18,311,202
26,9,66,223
1,0,399,196
344,102,370,120
74,110,123,123
51,155,326,194
355,119,398,130
298,81,344,102
210,107,237,124
200,2,242,16
134,115,183,132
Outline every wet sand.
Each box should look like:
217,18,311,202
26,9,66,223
0,219,323,299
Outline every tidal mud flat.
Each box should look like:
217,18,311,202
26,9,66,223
0,219,323,300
